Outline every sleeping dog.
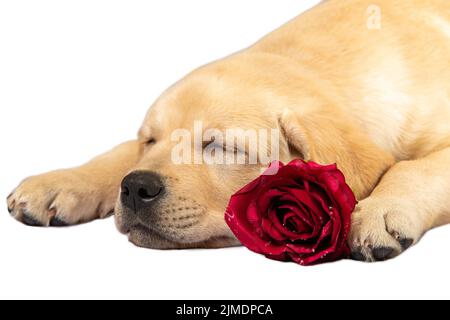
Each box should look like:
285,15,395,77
7,0,450,262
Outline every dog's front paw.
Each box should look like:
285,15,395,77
7,170,113,227
348,198,424,262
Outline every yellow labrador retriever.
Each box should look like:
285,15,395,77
7,0,450,262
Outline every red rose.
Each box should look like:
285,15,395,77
225,160,356,266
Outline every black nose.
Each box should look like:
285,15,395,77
121,171,164,212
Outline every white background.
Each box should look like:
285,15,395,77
0,0,449,300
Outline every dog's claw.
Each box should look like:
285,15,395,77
372,247,394,261
399,238,413,251
22,212,44,227
50,216,68,227
350,250,367,261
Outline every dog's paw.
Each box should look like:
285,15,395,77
7,170,113,227
348,198,424,262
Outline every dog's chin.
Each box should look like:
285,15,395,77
127,224,188,249
115,202,241,249
125,224,241,250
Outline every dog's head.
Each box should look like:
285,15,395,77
113,56,304,249
114,54,390,249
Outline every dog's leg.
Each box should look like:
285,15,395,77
6,141,142,226
348,147,450,262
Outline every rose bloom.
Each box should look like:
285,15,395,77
225,160,357,266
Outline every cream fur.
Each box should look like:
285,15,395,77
7,0,450,261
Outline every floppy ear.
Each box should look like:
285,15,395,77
278,110,312,161
279,109,354,165
278,109,395,199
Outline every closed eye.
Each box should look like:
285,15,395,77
202,140,247,155
146,138,156,146
202,140,215,149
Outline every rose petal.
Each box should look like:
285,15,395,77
268,207,313,241
255,188,285,215
261,216,287,242
277,193,322,238
283,212,310,234
282,190,328,234
279,204,314,230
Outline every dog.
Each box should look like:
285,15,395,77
6,0,450,262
